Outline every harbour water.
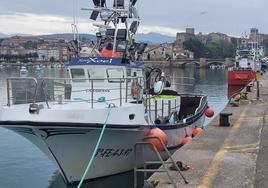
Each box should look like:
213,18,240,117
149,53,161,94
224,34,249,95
0,65,228,188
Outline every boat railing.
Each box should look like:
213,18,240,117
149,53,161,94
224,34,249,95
0,79,7,106
144,95,181,125
5,76,144,108
166,76,195,87
147,75,195,88
232,67,253,71
143,74,195,124
6,77,38,106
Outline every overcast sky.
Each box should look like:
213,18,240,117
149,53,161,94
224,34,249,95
0,0,267,37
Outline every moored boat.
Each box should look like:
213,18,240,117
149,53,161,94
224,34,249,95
0,0,211,184
228,68,256,86
20,66,28,76
228,40,261,86
228,39,262,86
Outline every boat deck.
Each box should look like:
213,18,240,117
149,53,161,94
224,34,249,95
2,99,139,110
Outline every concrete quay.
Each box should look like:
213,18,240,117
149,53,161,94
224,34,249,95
148,73,268,188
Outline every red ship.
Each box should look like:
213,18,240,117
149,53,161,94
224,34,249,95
228,85,247,99
228,69,256,86
228,45,261,86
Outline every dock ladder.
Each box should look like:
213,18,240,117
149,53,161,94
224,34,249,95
134,136,188,188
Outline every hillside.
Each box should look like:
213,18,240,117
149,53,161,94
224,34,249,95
0,32,176,44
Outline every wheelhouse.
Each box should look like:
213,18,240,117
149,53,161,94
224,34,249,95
66,57,144,106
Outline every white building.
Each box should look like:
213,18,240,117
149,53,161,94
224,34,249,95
37,48,60,61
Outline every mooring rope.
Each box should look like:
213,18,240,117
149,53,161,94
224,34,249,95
77,103,113,188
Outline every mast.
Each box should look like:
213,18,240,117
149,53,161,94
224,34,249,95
81,0,141,59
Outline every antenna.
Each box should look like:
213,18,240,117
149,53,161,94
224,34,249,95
81,0,141,60
130,0,138,6
90,0,106,20
70,0,81,57
72,0,80,41
72,0,76,27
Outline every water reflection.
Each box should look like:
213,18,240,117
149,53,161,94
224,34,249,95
48,171,138,188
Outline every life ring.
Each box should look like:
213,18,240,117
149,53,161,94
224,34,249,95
131,83,138,99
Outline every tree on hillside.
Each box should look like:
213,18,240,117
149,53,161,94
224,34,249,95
41,55,46,62
49,57,56,63
184,39,235,58
0,39,4,46
203,41,235,58
183,39,205,58
230,37,238,47
23,41,38,49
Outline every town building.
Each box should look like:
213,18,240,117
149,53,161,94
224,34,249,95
248,27,268,44
176,28,196,46
0,35,70,62
173,46,194,59
206,32,231,43
249,28,259,41
142,43,194,61
176,28,231,46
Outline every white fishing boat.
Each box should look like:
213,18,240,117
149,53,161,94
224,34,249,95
20,66,28,75
0,0,212,184
36,64,43,71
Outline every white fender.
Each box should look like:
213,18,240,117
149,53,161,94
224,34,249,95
154,81,164,95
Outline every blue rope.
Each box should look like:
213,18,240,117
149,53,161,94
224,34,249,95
77,105,112,188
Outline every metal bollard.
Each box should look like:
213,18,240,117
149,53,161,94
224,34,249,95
219,113,232,127
246,85,251,92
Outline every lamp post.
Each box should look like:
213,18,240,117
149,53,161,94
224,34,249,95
256,72,260,100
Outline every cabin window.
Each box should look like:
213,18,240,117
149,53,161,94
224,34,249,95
88,68,105,82
70,69,86,82
106,68,125,83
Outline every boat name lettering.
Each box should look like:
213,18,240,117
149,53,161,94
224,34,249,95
79,58,113,64
86,89,110,93
95,148,133,158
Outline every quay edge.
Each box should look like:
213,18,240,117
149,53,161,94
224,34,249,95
148,72,268,188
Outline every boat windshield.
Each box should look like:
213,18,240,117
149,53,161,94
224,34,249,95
106,68,125,82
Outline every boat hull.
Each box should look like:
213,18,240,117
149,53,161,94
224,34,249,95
228,70,256,86
228,85,246,99
0,92,208,184
2,115,205,184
